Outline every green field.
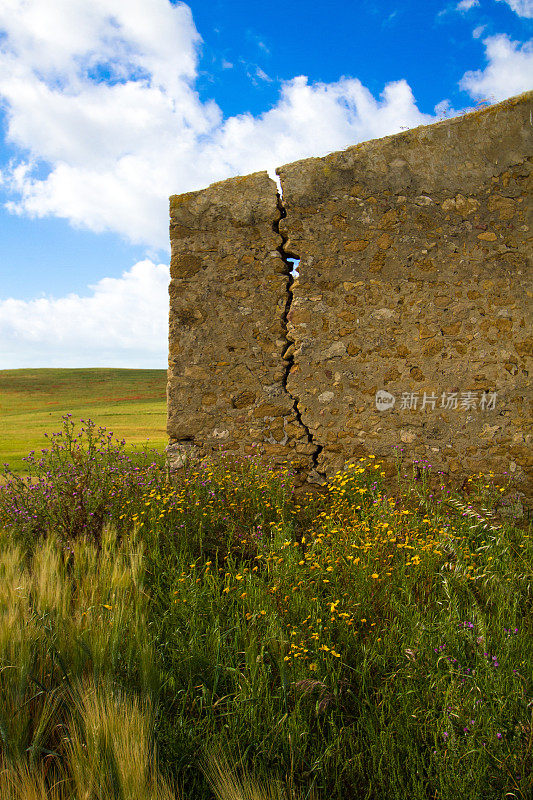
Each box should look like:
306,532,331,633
0,368,168,473
0,437,530,798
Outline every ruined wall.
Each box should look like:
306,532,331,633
167,172,320,481
168,92,532,495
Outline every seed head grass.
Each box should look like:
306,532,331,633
0,418,531,799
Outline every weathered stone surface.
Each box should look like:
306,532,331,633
168,92,533,498
167,171,313,480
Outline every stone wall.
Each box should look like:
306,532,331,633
168,92,532,496
167,173,322,481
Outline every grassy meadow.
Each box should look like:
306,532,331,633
0,368,167,473
0,405,531,797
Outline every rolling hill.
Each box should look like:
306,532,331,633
0,368,168,473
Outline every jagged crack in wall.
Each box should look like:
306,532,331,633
168,91,533,499
274,193,326,484
166,170,318,483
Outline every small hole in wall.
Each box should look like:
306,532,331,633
287,258,300,278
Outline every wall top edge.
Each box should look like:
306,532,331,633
169,169,279,227
169,170,276,210
168,91,532,209
275,90,533,179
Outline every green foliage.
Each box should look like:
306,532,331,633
0,415,168,546
0,423,531,799
0,368,167,474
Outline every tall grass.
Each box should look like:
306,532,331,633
0,682,176,800
0,418,531,798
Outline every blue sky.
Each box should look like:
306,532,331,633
0,0,531,368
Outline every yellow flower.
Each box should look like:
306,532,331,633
371,573,379,579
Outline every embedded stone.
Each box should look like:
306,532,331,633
454,194,479,215
231,391,257,408
322,341,347,359
344,239,369,251
170,254,203,278
318,391,335,404
376,232,392,249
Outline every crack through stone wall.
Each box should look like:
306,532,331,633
274,193,326,484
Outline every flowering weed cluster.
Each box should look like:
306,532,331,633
0,419,531,799
0,415,167,545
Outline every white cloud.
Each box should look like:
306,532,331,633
0,1,530,253
255,67,272,83
0,260,169,368
207,77,433,180
456,1,480,12
0,1,434,251
473,25,486,38
0,1,531,367
495,0,533,18
460,34,533,100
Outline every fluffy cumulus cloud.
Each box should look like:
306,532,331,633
0,0,531,367
460,34,533,100
0,0,435,251
0,0,219,249
205,77,433,187
496,0,533,18
0,261,169,368
1,0,530,250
